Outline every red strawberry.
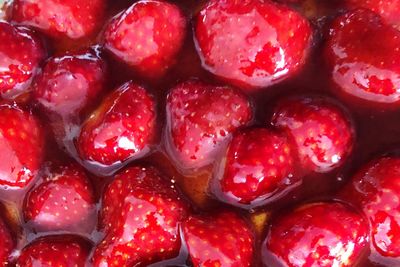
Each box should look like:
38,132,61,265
93,166,189,266
263,202,369,267
340,156,400,264
194,0,312,89
182,211,254,267
271,96,354,173
11,0,105,40
325,9,400,105
104,0,186,78
33,48,107,118
23,163,95,233
212,128,299,208
16,235,91,266
0,216,14,266
77,81,155,167
165,80,253,171
0,104,44,188
0,21,45,99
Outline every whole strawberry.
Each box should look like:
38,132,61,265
0,216,14,266
165,80,252,171
194,0,312,89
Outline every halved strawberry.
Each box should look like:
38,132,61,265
0,216,14,266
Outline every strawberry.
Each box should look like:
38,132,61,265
194,0,312,90
23,163,95,233
212,128,299,208
93,166,189,267
0,104,44,188
104,0,186,78
263,202,369,267
33,48,107,118
165,80,253,171
16,235,91,266
182,211,254,267
325,9,400,105
271,95,354,173
11,0,105,40
0,21,45,99
0,216,14,266
340,156,400,264
77,81,155,167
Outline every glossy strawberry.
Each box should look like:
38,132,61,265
263,202,369,267
16,235,91,266
104,0,186,78
212,128,299,208
325,9,400,105
340,157,400,264
194,0,312,89
93,166,189,267
23,163,95,233
77,81,155,167
271,96,354,173
0,216,14,266
183,211,254,267
0,105,44,188
165,80,252,171
0,21,45,99
11,0,105,40
33,48,107,118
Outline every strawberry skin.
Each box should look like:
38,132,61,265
263,202,369,267
104,0,186,78
165,80,252,170
93,166,189,267
23,163,95,233
11,0,105,39
325,9,400,105
77,81,155,167
0,21,45,99
271,96,354,173
0,216,14,266
0,104,44,188
194,0,312,89
182,211,254,267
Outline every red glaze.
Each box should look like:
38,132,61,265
77,81,155,168
264,202,369,267
33,48,107,118
213,127,300,208
271,96,354,173
165,80,253,171
11,0,105,40
340,157,400,265
325,9,400,105
0,217,14,266
194,0,312,89
16,235,91,267
182,211,254,267
104,0,186,78
93,166,189,267
23,163,95,233
0,105,44,188
0,21,45,99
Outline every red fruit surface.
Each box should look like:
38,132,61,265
340,157,400,264
104,0,186,78
93,166,189,267
182,211,254,267
271,96,354,173
263,202,369,267
325,9,400,105
77,81,155,167
0,217,14,266
16,235,91,267
165,80,253,170
23,163,95,232
194,0,312,89
213,128,299,208
33,48,107,117
0,21,45,99
11,0,105,39
0,105,44,188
